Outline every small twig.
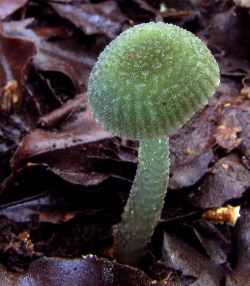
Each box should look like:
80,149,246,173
132,0,163,20
0,192,49,210
37,92,87,128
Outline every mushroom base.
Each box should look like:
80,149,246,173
114,136,170,266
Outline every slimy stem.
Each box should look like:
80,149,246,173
114,136,170,265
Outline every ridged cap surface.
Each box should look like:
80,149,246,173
88,22,220,140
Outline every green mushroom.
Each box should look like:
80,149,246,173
88,22,220,266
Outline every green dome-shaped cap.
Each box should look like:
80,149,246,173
88,22,220,140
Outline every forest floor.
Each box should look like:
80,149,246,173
0,1,249,285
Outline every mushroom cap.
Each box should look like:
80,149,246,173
88,22,220,140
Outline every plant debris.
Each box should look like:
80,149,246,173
0,0,249,284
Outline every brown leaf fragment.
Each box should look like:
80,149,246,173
33,38,96,93
225,201,250,285
162,232,228,286
237,104,250,159
189,153,250,208
0,191,57,223
169,89,224,171
38,206,76,224
198,219,232,245
169,151,213,189
0,21,40,128
218,57,250,77
202,7,250,60
184,221,232,264
0,256,164,285
214,108,243,152
38,206,107,224
10,129,114,182
0,163,121,223
49,1,126,38
3,19,97,93
0,0,28,20
31,26,71,41
57,170,112,186
226,270,250,286
233,0,250,8
11,94,113,171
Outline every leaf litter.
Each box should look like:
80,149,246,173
0,0,249,285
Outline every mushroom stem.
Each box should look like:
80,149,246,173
114,136,169,265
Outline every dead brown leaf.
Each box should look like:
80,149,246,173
3,18,97,93
49,1,127,39
189,153,250,208
233,0,250,8
203,7,250,59
11,93,113,171
0,255,165,285
162,232,228,286
0,0,28,20
225,200,250,285
0,21,40,127
169,151,213,189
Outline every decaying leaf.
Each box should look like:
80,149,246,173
0,0,29,20
0,22,39,127
182,221,232,265
233,0,250,8
0,256,165,285
49,1,126,39
225,201,250,285
0,1,249,283
162,232,228,286
189,153,250,208
169,151,213,189
11,93,112,171
3,18,97,93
